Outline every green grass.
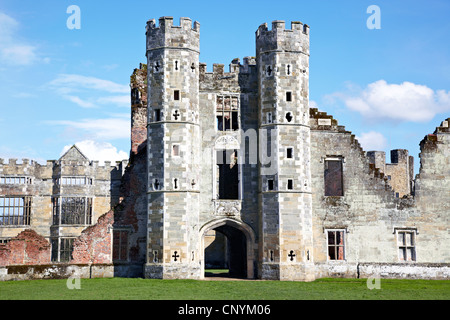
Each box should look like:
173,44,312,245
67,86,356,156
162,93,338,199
0,277,448,300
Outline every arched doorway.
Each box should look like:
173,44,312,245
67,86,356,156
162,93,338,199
200,218,255,279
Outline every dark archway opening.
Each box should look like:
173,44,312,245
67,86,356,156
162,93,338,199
204,224,247,278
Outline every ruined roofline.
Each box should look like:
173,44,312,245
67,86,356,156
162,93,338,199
309,107,347,133
433,118,450,134
419,117,449,148
309,107,391,183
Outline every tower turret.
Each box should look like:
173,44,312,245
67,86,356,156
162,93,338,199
256,20,314,280
145,17,202,279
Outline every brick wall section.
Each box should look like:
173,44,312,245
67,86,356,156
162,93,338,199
70,145,148,265
71,210,114,264
0,229,50,266
113,145,148,263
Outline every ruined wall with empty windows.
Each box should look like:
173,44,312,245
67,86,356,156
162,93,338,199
310,108,449,279
0,146,126,266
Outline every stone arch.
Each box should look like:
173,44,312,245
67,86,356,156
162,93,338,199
199,218,256,279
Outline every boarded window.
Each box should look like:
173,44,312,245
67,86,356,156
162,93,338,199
327,230,345,260
397,230,416,261
113,230,129,261
324,159,343,196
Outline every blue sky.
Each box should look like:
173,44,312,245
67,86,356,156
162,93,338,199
0,0,449,175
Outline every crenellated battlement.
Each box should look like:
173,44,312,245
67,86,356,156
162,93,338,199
146,16,200,33
198,57,258,93
0,157,128,178
256,20,310,55
0,158,37,166
0,158,41,177
257,20,309,36
146,17,200,53
199,57,257,78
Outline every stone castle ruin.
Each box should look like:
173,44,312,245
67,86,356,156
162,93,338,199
0,17,449,281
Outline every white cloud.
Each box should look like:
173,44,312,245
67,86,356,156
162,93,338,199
335,80,450,123
49,74,129,94
63,95,98,108
48,115,130,140
309,100,319,109
97,95,130,107
61,140,128,165
0,12,47,66
356,131,387,151
0,44,38,65
48,74,130,109
0,12,18,42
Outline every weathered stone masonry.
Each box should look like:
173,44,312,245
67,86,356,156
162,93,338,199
0,17,448,281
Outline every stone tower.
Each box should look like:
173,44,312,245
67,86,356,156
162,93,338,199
256,21,315,280
144,17,202,279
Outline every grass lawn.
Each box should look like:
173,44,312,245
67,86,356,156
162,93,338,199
0,277,448,300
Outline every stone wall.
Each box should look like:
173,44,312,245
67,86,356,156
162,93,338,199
310,109,449,278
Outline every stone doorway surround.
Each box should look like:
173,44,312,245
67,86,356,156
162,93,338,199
199,217,256,279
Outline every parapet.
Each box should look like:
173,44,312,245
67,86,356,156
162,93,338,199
146,16,200,33
257,20,309,36
146,17,200,53
199,57,258,92
256,20,310,54
0,158,53,178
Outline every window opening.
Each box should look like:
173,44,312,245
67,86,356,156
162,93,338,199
0,196,32,226
216,95,239,131
285,112,293,123
113,230,128,261
287,179,293,190
397,230,416,261
216,150,239,199
154,109,161,122
327,230,345,260
324,159,344,196
286,91,292,102
287,148,293,159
